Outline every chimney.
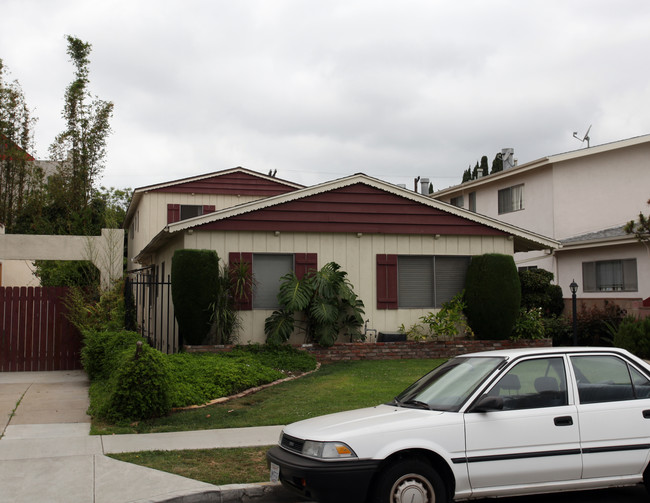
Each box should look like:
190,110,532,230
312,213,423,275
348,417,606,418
420,177,430,195
502,148,516,170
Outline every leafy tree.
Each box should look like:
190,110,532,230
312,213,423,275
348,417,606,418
624,198,650,255
264,262,365,347
48,35,114,233
0,59,41,232
519,268,564,317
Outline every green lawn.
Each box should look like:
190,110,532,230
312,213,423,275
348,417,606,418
92,358,442,435
104,359,444,483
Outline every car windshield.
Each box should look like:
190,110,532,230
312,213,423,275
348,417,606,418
392,356,505,412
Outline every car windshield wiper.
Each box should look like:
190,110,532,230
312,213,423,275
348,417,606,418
401,399,432,410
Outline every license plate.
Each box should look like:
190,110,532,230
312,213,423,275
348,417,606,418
270,462,280,483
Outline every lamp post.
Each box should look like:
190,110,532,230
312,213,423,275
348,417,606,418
569,280,578,346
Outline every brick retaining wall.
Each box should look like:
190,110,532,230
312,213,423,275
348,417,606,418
186,339,552,364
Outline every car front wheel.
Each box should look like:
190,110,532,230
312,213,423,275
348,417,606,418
373,458,448,503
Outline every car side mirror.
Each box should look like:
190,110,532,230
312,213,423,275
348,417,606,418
470,395,504,413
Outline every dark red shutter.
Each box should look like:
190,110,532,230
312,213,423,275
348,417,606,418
203,205,215,214
167,204,180,224
294,253,317,280
377,254,398,309
229,252,253,310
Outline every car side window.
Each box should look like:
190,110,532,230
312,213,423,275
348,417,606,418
488,357,568,410
570,355,643,404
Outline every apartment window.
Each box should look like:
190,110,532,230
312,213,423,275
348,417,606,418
450,196,464,208
498,184,524,214
229,252,317,310
582,259,638,292
469,192,476,212
518,266,538,272
377,255,470,309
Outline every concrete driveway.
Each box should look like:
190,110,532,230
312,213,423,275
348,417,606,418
0,370,90,435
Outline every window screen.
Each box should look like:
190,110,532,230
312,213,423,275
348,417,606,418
252,254,293,309
398,255,470,308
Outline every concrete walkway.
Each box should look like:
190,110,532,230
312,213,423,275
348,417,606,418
0,371,292,503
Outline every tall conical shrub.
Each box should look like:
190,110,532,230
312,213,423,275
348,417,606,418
464,254,521,340
171,249,220,345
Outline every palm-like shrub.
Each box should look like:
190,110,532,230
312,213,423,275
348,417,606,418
264,262,365,347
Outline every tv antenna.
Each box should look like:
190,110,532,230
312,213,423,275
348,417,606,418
573,125,591,148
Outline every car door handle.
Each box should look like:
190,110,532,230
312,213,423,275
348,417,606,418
643,410,650,419
554,416,573,426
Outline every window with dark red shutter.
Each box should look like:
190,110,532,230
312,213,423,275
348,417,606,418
229,252,253,310
294,253,318,280
376,254,398,309
167,204,180,224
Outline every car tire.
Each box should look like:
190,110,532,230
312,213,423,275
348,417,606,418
373,457,448,503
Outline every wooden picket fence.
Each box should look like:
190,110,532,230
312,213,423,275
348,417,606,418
0,286,82,372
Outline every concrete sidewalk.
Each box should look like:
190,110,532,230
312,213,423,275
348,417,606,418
0,371,293,503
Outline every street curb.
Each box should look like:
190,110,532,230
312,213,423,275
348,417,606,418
133,482,294,503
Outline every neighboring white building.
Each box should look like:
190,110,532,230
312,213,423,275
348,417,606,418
433,134,650,313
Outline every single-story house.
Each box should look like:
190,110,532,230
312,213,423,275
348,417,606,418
124,169,559,350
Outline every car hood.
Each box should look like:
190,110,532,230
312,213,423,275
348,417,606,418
283,404,447,442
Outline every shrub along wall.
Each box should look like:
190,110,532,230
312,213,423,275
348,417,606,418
186,339,552,364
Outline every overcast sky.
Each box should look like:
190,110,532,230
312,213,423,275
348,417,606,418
2,0,650,192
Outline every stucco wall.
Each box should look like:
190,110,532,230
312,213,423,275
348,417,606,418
556,242,649,300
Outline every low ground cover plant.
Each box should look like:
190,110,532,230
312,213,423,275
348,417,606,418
83,329,318,423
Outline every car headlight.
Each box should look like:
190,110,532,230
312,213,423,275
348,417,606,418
302,440,357,459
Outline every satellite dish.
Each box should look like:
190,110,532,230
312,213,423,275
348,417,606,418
573,125,592,148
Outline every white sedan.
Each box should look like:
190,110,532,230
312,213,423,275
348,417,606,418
267,347,650,503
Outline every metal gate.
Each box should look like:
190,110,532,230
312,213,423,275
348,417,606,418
127,266,179,354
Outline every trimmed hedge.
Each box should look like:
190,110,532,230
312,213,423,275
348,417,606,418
464,254,521,340
171,249,220,345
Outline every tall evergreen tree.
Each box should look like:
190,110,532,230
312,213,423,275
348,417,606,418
462,166,472,183
491,152,503,174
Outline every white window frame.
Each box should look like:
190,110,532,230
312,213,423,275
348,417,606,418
498,184,524,214
582,259,638,292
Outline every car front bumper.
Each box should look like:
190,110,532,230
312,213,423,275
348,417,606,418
267,446,380,503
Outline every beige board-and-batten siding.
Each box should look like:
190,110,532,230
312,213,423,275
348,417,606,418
172,230,515,345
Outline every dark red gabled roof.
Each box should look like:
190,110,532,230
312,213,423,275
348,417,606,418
0,134,35,161
150,170,300,197
197,183,504,236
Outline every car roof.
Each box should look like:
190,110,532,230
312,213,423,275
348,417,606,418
461,346,633,360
